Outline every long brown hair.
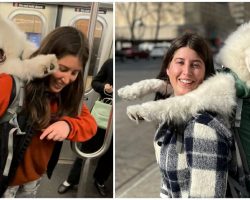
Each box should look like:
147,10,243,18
25,26,89,130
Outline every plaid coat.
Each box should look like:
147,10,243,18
154,111,235,198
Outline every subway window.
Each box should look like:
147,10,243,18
12,14,43,47
75,19,103,91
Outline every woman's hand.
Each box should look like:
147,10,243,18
104,83,113,93
40,121,70,141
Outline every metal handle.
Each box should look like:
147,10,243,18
71,107,113,159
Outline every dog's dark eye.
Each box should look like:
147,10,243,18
0,49,6,64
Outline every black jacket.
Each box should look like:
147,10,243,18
91,59,113,99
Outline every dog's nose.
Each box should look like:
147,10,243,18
0,48,6,64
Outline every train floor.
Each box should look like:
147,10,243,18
36,158,113,198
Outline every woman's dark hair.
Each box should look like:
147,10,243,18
25,26,89,130
155,32,215,100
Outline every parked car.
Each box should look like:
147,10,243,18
150,46,168,59
123,47,149,59
115,49,125,62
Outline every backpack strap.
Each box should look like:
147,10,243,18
234,98,250,176
0,76,24,123
8,76,16,107
228,175,249,197
234,127,250,179
228,98,250,197
235,98,243,128
228,129,250,197
0,76,26,176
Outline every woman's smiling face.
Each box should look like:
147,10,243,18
49,55,82,93
166,47,205,96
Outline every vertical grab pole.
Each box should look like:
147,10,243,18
83,2,99,96
75,109,113,197
76,2,100,197
78,2,99,114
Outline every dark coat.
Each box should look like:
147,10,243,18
91,59,113,99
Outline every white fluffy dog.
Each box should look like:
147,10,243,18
118,22,250,124
216,21,250,88
0,15,58,81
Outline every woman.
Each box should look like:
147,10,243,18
91,58,113,196
0,26,97,197
154,32,235,197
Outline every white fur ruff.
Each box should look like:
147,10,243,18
0,15,58,81
125,73,236,124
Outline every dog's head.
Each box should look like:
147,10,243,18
216,21,250,87
0,15,37,64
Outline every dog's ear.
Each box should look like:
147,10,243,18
21,41,37,59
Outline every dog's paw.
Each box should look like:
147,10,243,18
118,79,168,100
126,105,145,123
127,100,174,124
133,102,162,123
118,86,139,100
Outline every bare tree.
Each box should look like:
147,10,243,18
142,2,183,41
116,2,182,41
116,2,148,43
153,3,162,41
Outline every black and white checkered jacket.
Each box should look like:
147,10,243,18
154,111,235,198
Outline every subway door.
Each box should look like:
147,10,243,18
1,2,58,46
60,4,113,110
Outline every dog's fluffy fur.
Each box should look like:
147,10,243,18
0,15,58,81
120,73,236,124
117,22,250,124
216,21,250,87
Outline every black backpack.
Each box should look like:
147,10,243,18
217,67,250,197
0,76,34,197
227,98,250,198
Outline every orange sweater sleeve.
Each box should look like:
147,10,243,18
0,73,13,117
61,103,97,142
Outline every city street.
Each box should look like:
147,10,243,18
115,58,162,197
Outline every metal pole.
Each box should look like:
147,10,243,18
70,3,114,197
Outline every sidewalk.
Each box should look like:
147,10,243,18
115,96,161,198
116,162,160,198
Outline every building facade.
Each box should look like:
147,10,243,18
115,2,250,45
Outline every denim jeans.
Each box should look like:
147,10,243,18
3,178,41,198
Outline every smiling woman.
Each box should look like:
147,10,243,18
151,32,235,198
1,26,97,198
